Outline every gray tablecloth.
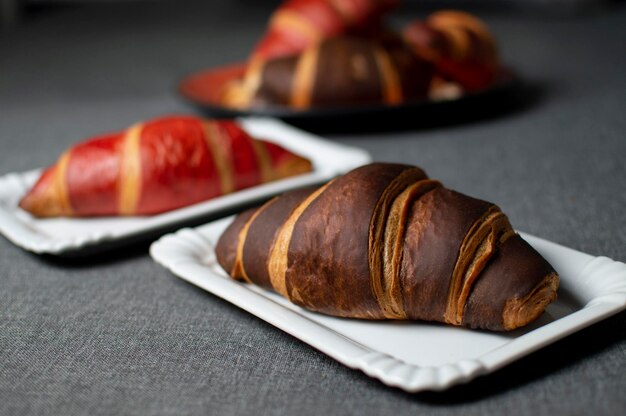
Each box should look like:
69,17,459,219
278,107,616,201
1,2,625,415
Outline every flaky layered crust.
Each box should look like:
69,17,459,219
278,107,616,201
216,163,558,331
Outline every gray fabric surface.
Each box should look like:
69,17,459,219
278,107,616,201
1,2,625,415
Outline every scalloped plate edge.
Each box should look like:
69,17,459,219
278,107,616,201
150,217,626,392
0,118,371,255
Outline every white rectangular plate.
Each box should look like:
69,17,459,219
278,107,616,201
0,118,370,255
150,217,626,392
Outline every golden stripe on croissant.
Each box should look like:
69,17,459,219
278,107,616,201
216,163,559,331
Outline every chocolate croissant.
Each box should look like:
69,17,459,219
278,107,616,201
223,34,433,109
19,116,312,217
216,163,558,331
403,10,500,91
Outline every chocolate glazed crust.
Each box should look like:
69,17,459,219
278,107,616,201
253,57,297,107
286,163,422,318
241,187,317,289
400,188,493,322
462,235,558,331
387,39,434,100
253,37,386,108
216,163,559,331
251,36,433,108
310,37,385,106
215,208,256,276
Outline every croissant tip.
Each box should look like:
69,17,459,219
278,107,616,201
18,168,71,218
18,191,53,218
272,157,313,181
502,272,560,331
18,183,43,216
18,194,32,213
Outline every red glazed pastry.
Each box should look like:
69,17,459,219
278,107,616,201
251,0,399,63
403,10,500,91
19,116,312,217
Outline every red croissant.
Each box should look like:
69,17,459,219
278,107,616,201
251,0,399,63
403,10,500,91
19,116,312,217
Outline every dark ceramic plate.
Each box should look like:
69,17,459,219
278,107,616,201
178,63,525,133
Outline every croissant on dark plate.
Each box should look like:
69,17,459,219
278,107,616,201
220,0,503,110
225,34,433,110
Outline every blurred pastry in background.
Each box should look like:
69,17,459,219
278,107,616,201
222,0,426,109
249,0,399,63
224,32,433,110
218,0,502,110
403,10,500,99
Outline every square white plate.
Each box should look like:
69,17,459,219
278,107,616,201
0,118,370,255
150,216,626,392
